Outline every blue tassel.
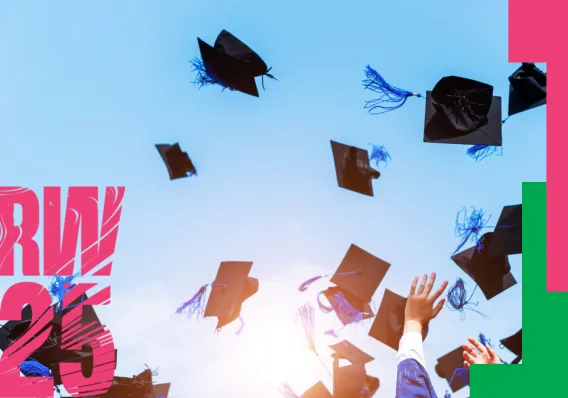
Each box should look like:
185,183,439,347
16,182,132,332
189,58,233,91
466,145,503,161
21,358,51,376
502,116,511,124
299,270,361,292
369,144,392,168
316,292,333,314
48,273,80,312
444,391,452,398
446,278,488,320
452,207,492,257
449,367,470,387
479,333,493,348
330,292,370,325
363,66,422,114
295,304,317,354
278,383,299,398
176,285,209,320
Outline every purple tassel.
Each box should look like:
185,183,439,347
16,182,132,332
299,275,326,292
317,292,333,313
176,285,208,320
452,207,492,257
295,304,317,353
278,383,299,398
331,292,370,324
236,316,245,335
449,367,469,386
369,144,392,168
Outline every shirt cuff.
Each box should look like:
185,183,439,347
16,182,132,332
396,332,426,368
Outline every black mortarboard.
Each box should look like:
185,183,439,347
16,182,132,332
155,143,197,181
301,381,332,398
329,340,374,366
508,63,546,117
150,383,171,398
500,328,522,363
424,76,502,146
101,368,154,398
452,233,517,300
368,289,429,351
435,347,469,393
332,357,380,398
202,262,258,330
487,204,522,256
330,140,381,197
321,287,374,326
196,30,275,97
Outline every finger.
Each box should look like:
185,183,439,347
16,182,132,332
423,272,436,296
464,361,470,370
462,344,479,358
432,298,446,318
486,345,497,359
463,352,477,364
429,280,449,302
409,276,418,297
416,274,428,295
468,337,486,354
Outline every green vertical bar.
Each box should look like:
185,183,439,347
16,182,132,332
471,182,554,397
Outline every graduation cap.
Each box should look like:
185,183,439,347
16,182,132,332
100,368,155,398
487,204,522,256
362,67,502,146
300,244,390,327
301,381,332,398
508,63,546,118
368,289,429,351
329,340,374,366
191,30,276,97
332,357,379,398
155,143,197,181
330,140,381,197
176,261,258,332
500,328,522,364
150,383,171,398
435,347,470,393
452,233,517,300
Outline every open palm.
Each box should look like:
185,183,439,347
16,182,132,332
462,336,502,368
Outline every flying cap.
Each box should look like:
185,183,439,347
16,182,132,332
329,340,374,366
500,328,522,363
155,143,197,181
487,204,522,256
177,262,258,331
435,347,469,393
194,30,276,97
508,63,546,117
321,287,375,326
302,381,332,398
330,141,381,197
452,233,517,300
424,76,502,146
101,368,154,397
368,289,429,351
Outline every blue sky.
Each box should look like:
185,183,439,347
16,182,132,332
0,1,544,397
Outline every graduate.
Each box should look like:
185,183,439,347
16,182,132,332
395,273,448,398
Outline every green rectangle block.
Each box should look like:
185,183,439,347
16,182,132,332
470,182,557,396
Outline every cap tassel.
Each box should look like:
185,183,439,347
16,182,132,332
316,292,333,314
448,366,470,387
332,292,370,325
466,145,503,161
444,391,452,398
295,304,317,354
189,58,233,91
261,67,278,91
479,333,492,347
446,278,489,320
278,383,299,398
452,207,491,257
363,66,423,114
369,144,392,169
20,358,52,376
48,273,80,312
299,275,327,292
176,285,209,320
236,316,245,335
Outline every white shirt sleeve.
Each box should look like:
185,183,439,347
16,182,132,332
396,332,426,368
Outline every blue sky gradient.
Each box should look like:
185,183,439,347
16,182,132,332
0,1,544,397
